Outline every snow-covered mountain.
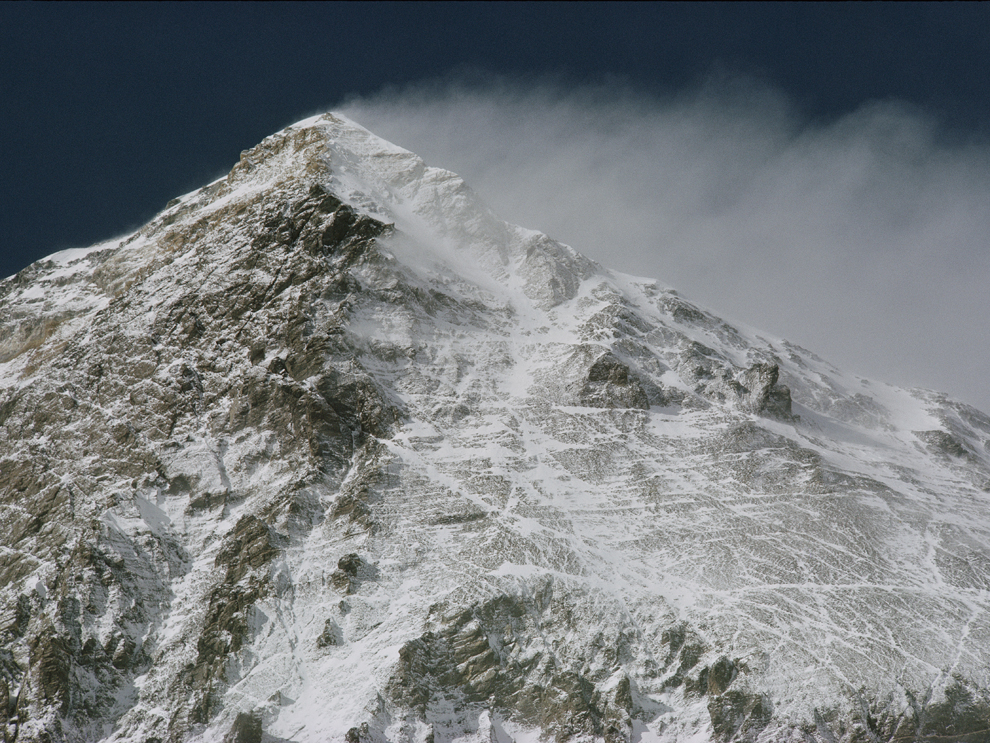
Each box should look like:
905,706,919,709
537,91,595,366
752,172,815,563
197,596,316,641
2,113,990,743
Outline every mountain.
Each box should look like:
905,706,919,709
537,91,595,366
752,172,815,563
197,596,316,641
2,113,990,743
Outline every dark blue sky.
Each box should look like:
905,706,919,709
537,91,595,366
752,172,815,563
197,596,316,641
2,3,988,280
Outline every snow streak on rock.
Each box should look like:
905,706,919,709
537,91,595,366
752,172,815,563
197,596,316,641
2,114,990,743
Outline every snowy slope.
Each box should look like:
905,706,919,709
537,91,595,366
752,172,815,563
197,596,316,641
1,113,989,743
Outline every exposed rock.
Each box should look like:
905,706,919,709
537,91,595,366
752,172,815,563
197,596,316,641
707,690,772,742
741,362,794,419
577,353,650,410
215,515,283,585
916,428,972,459
675,345,793,419
330,553,375,594
316,619,342,648
706,657,738,696
223,710,263,743
387,591,636,743
517,233,596,309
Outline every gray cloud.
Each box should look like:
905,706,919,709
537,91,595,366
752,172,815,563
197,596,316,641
340,77,990,414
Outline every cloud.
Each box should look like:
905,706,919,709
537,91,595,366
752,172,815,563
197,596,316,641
339,75,990,414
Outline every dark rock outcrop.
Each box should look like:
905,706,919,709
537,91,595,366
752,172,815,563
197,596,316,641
577,353,650,410
741,362,793,419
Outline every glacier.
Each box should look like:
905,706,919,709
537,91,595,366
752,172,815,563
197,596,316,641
1,113,989,743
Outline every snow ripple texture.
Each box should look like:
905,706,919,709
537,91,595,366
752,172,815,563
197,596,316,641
1,114,990,743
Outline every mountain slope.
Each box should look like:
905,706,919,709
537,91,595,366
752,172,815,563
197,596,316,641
2,113,990,743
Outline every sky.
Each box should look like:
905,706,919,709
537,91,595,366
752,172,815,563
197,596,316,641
2,3,988,412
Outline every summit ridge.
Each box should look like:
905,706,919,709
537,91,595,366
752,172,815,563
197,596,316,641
1,114,989,743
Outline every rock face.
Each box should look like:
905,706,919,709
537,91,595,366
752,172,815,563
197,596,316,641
2,113,990,743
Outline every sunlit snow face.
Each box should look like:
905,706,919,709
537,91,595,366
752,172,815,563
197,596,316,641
340,78,990,415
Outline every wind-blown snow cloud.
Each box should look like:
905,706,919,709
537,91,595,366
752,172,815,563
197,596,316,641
340,77,990,413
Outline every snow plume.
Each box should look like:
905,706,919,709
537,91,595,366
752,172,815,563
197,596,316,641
339,76,990,414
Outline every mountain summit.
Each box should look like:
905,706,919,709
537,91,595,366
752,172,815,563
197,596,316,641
2,113,989,743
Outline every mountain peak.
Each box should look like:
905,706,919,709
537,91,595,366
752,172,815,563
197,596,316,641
2,115,989,743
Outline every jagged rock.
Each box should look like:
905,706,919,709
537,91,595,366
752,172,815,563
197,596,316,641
316,619,342,648
387,590,637,742
676,345,793,419
577,353,650,409
741,362,794,419
330,553,374,594
517,233,596,309
215,515,283,584
707,657,738,696
224,711,263,743
916,428,972,459
707,690,772,742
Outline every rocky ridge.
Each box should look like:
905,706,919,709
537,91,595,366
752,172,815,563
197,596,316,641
1,113,989,743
